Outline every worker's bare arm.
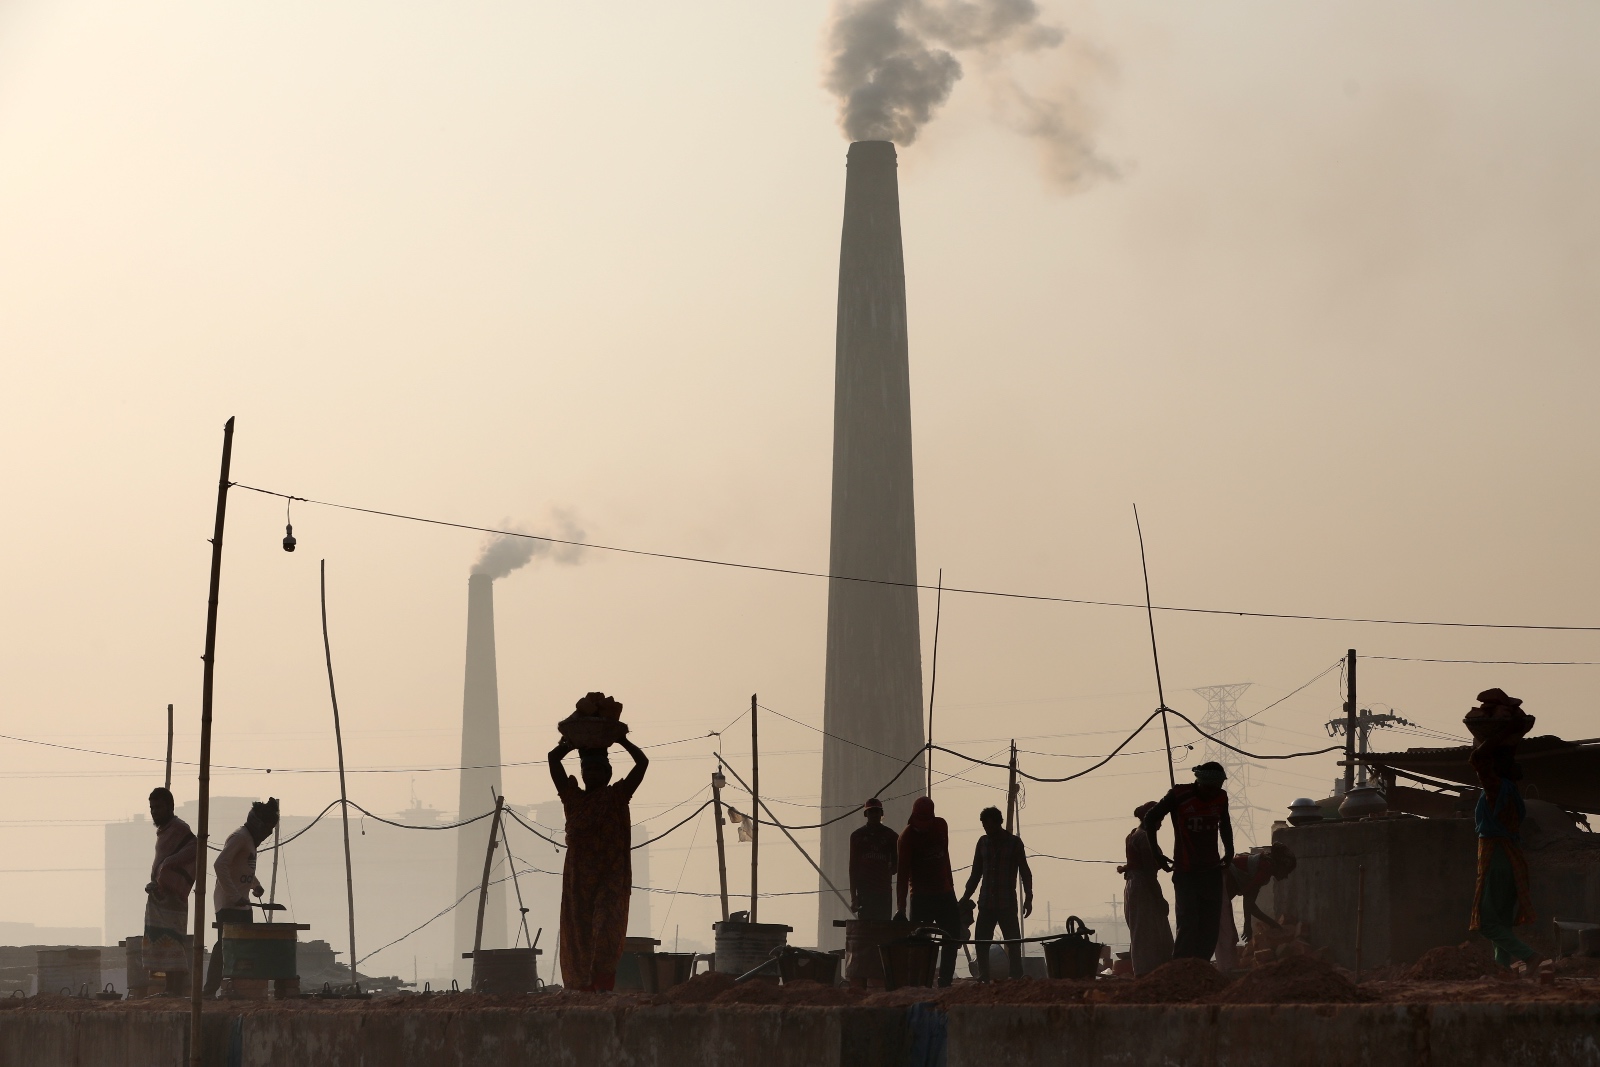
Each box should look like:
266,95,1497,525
1018,843,1034,917
548,739,576,792
1140,792,1177,870
618,731,649,797
1241,886,1277,937
1219,809,1235,869
959,840,984,902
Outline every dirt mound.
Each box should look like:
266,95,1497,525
937,978,1091,1005
655,971,736,1005
1103,958,1230,1004
1213,954,1364,1004
1405,945,1504,982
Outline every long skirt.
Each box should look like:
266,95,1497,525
1124,872,1174,977
143,894,189,973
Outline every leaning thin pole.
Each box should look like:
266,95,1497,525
189,416,234,1067
1133,505,1176,788
320,560,359,990
165,704,174,791
493,787,533,949
749,693,759,922
926,569,943,798
717,756,853,915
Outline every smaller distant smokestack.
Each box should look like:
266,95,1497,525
453,573,506,980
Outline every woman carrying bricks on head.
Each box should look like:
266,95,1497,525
549,692,648,992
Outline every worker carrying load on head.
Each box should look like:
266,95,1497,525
143,787,196,996
849,797,898,921
1121,800,1174,977
1466,688,1542,973
1214,843,1296,971
959,805,1033,981
549,692,648,992
894,796,960,987
1142,762,1234,960
202,798,278,996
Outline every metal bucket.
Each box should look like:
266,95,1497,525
879,931,942,991
469,948,541,993
776,947,841,986
713,921,791,976
843,919,908,988
615,936,662,992
1042,917,1102,980
651,953,697,992
37,949,100,997
221,925,298,981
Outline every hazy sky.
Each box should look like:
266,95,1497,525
1,1,1597,965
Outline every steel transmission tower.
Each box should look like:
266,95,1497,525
1193,683,1255,847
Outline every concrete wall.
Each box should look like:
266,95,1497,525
4,1003,1598,1067
1271,817,1479,969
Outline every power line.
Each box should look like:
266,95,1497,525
232,483,1600,632
1364,655,1600,666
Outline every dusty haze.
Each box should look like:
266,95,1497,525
0,1,1596,973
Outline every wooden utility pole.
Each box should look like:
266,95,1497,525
711,768,730,921
320,561,359,990
189,416,234,1067
164,704,173,791
1342,649,1358,795
470,796,507,978
1005,741,1019,832
749,694,759,922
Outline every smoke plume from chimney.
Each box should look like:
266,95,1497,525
470,510,588,581
824,0,1115,191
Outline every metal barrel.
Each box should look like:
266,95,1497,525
220,924,298,980
712,921,791,976
842,920,907,988
469,948,540,993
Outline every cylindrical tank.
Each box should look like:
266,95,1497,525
469,948,540,993
712,920,790,976
843,919,906,987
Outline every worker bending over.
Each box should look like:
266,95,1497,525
1215,843,1296,971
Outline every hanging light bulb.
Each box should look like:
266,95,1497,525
282,498,297,552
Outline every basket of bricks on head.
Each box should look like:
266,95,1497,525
558,691,628,751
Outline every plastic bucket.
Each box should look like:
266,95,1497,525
775,947,841,986
879,933,942,991
1042,917,1103,980
469,948,541,993
713,921,791,976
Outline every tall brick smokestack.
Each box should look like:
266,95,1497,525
453,573,507,980
818,140,926,948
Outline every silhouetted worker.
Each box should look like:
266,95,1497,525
549,714,648,992
959,806,1033,981
143,787,196,996
1215,843,1296,971
894,796,959,987
1142,762,1233,960
1468,689,1540,971
1121,800,1174,977
203,798,278,995
849,797,898,921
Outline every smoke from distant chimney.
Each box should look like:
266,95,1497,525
470,510,588,581
824,0,1115,191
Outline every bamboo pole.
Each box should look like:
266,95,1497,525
320,561,360,990
469,796,507,986
165,704,173,791
711,768,730,921
926,569,943,798
493,787,533,948
749,694,759,922
189,416,234,1067
1133,505,1176,788
717,756,853,915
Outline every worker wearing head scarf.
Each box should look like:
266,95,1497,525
1121,800,1174,976
202,798,279,995
1142,763,1234,960
548,694,649,992
895,796,960,986
849,798,899,921
1467,690,1539,969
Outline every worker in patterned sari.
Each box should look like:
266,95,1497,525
1468,691,1540,971
549,722,648,992
143,787,196,996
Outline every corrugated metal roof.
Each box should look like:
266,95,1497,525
1359,735,1600,815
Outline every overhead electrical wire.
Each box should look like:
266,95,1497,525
231,483,1600,632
